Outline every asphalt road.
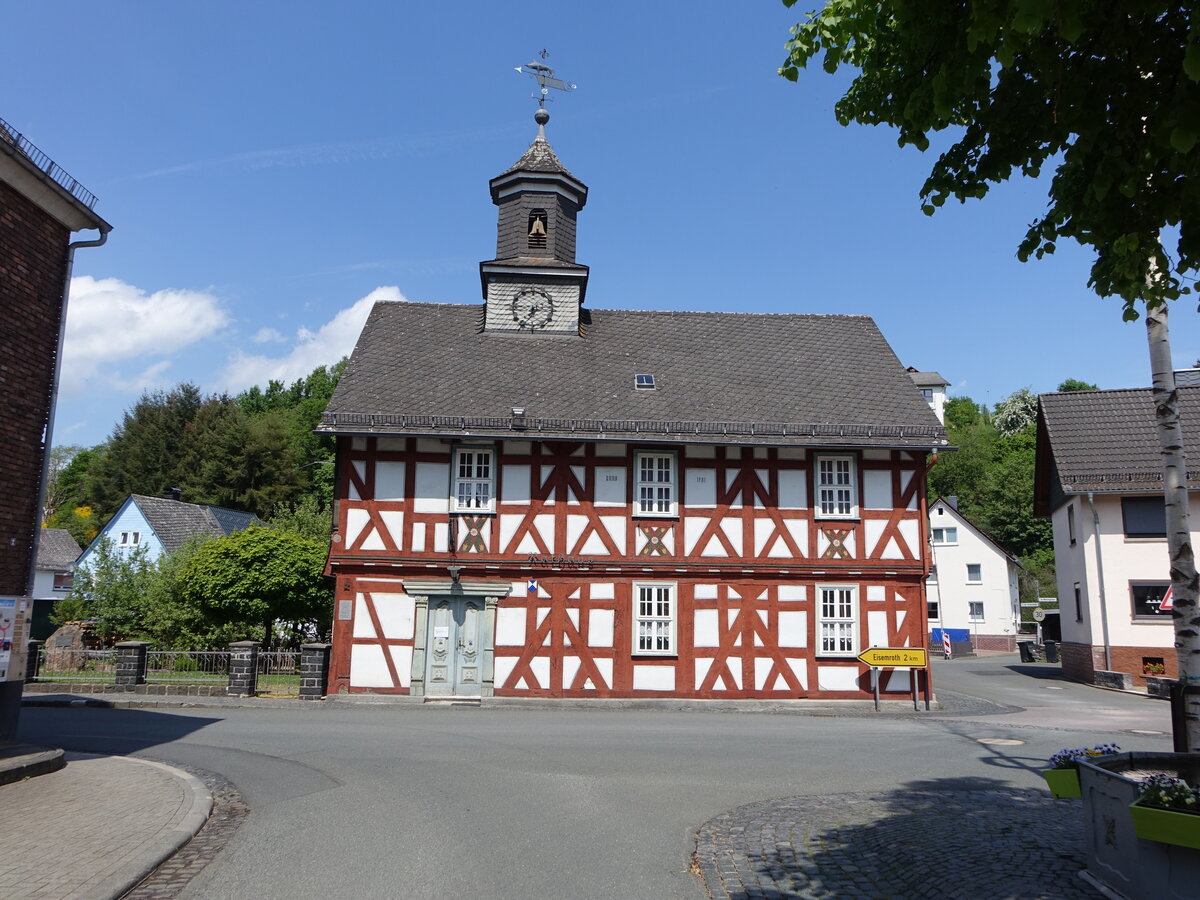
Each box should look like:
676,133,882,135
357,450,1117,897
19,654,1174,899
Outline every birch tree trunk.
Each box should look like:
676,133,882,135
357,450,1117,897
1145,300,1200,751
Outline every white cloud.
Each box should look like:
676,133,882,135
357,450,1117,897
219,286,404,391
61,276,230,396
252,327,286,343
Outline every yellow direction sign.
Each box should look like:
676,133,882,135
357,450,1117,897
857,647,928,668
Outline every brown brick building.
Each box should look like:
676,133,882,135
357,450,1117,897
0,117,110,737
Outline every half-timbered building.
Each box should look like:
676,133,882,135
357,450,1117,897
319,109,947,701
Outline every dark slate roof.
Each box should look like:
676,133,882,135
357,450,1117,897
36,528,82,571
908,370,949,388
504,136,574,177
321,302,947,448
131,495,259,553
1034,387,1200,513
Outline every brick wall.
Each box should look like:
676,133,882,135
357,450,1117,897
1059,640,1177,687
0,179,70,596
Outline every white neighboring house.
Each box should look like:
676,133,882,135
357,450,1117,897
1035,386,1195,687
926,497,1023,652
908,369,950,425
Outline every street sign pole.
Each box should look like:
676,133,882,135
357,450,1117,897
872,667,880,712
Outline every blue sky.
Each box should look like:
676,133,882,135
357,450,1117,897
8,1,1197,448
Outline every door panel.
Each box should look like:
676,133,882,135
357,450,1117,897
424,598,484,697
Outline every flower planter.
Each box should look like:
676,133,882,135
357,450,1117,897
1130,801,1200,850
1041,767,1081,799
1078,752,1200,900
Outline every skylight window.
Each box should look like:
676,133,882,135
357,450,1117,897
635,374,656,390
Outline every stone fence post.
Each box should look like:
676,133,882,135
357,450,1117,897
299,643,332,700
115,641,150,687
25,640,43,683
227,641,261,697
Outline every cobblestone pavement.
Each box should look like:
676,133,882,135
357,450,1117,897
693,787,1099,900
0,754,210,900
122,765,248,900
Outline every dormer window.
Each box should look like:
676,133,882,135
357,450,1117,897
527,209,547,249
635,374,656,390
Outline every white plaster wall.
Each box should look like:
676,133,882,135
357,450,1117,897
927,501,1019,640
1069,493,1183,649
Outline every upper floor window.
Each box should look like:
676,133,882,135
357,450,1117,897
1122,496,1166,539
966,563,982,583
927,600,940,619
931,526,957,545
927,565,938,584
452,447,495,513
815,455,857,518
634,451,676,516
1067,503,1076,545
818,584,858,656
634,582,675,655
53,572,74,592
119,531,141,546
921,388,934,402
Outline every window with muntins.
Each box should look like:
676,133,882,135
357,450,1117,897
635,452,676,516
927,600,940,619
452,448,495,512
931,526,957,545
816,455,856,518
119,531,141,546
818,584,858,656
634,582,675,654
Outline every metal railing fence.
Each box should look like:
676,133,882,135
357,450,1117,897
257,649,301,696
145,650,229,683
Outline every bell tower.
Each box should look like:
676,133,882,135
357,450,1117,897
480,106,589,333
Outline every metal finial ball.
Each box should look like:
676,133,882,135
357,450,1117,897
534,108,550,126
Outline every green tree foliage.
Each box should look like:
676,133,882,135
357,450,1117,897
930,394,1051,560
63,539,158,644
55,360,345,526
268,495,334,542
943,396,984,430
992,388,1038,437
1056,378,1098,392
174,526,332,649
779,1,1200,315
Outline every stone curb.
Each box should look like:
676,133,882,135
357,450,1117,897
65,753,213,900
0,743,65,785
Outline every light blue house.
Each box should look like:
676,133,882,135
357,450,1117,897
77,494,260,571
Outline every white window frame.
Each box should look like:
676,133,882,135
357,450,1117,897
451,446,496,513
927,600,940,620
927,565,938,584
968,600,985,620
633,581,676,655
817,583,858,657
633,451,677,517
118,531,141,547
966,563,982,584
931,526,958,545
814,454,857,519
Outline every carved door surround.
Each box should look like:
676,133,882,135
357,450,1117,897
404,577,510,698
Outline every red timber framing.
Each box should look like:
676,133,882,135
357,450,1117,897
326,436,932,699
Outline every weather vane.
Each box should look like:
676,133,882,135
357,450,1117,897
515,49,576,108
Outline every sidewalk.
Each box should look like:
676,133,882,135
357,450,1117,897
0,748,211,900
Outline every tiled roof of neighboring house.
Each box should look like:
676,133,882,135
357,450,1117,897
1035,387,1200,513
320,302,948,448
131,495,259,553
36,528,82,571
908,370,949,388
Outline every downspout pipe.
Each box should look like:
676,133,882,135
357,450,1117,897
26,225,111,596
1087,492,1113,673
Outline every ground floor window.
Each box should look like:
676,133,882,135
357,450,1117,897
818,584,858,656
634,582,675,655
927,600,940,620
1130,581,1172,618
968,600,984,620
